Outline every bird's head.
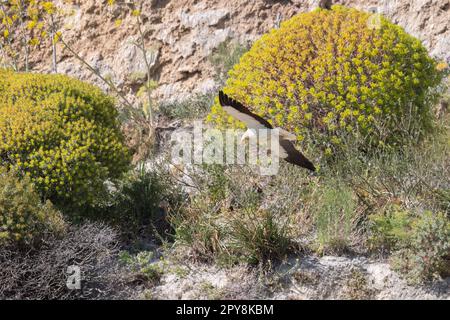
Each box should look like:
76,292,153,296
240,129,257,143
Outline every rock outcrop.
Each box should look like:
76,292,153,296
31,0,450,101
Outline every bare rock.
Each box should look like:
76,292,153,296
31,0,450,101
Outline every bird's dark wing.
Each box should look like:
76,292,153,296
278,138,316,172
219,91,273,130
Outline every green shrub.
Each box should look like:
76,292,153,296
229,209,293,265
370,208,450,282
106,164,184,236
369,205,413,250
119,250,162,285
404,211,450,282
335,122,450,218
0,168,65,248
170,165,230,262
312,179,357,254
0,70,130,206
170,164,295,265
208,6,443,151
157,93,214,120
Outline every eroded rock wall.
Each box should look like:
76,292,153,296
31,0,450,101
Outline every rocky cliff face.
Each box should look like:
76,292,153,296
32,0,449,101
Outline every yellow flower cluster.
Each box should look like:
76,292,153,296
0,70,130,206
208,6,442,149
0,167,65,247
0,1,49,45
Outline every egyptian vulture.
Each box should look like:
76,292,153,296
218,91,316,172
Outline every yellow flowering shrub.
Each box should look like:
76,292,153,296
0,70,130,206
208,6,443,149
0,167,66,248
0,1,54,70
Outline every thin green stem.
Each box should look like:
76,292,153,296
60,37,135,111
136,4,154,127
